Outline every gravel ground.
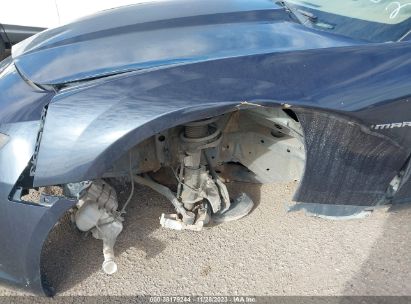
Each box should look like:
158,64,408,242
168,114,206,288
0,181,410,299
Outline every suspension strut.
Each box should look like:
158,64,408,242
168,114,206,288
135,117,254,231
178,118,222,211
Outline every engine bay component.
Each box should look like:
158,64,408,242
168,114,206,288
73,180,123,275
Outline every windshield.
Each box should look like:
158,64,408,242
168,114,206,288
287,0,411,24
284,0,411,42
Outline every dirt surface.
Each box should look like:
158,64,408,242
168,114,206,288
21,186,64,204
0,181,410,298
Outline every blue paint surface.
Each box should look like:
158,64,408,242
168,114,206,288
0,0,410,294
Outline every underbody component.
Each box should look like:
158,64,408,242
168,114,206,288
212,193,254,223
178,118,227,213
131,117,255,231
172,118,253,230
133,174,197,226
72,180,123,275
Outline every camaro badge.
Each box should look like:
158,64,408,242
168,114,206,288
372,122,411,129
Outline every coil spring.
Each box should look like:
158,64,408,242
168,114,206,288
185,125,208,139
184,117,218,139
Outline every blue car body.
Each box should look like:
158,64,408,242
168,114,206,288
0,0,410,295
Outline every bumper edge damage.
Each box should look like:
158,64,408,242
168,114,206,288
0,197,76,296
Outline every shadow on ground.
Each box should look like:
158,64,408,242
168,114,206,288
342,203,411,297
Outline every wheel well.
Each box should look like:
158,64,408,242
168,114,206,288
104,106,306,185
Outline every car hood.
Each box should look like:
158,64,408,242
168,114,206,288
12,0,360,86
